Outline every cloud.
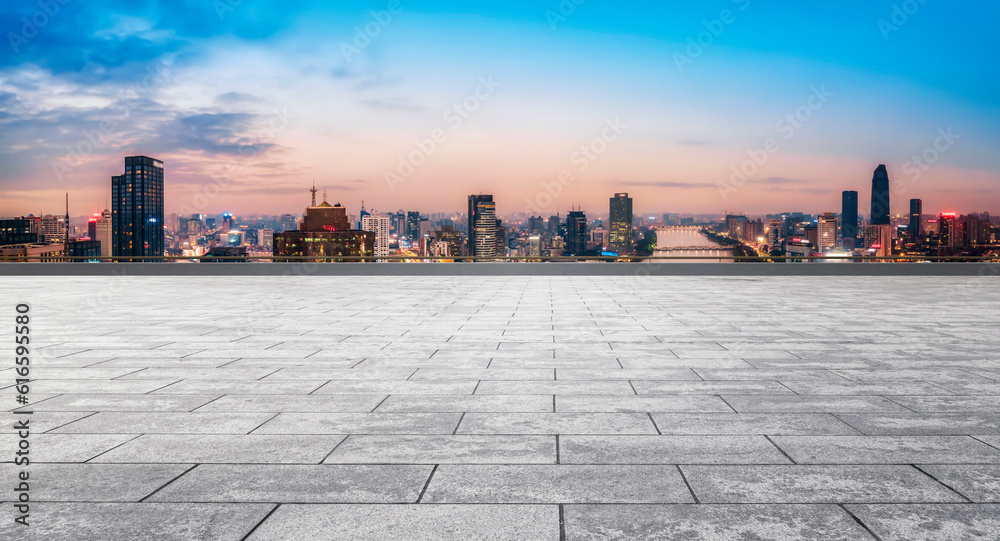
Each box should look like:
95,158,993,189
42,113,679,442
359,98,426,112
609,180,716,189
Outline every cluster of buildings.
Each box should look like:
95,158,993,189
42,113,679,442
2,157,996,262
722,164,997,260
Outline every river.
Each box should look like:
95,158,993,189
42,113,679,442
650,227,735,263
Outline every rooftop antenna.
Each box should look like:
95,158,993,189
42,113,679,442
310,180,318,207
323,189,328,204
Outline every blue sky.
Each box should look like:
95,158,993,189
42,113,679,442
1,0,998,217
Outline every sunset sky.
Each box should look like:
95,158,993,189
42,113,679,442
1,0,998,218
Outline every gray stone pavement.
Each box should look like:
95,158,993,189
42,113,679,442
1,275,999,540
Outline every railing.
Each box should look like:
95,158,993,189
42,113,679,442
1,255,997,263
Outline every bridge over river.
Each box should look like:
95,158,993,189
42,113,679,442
652,226,734,262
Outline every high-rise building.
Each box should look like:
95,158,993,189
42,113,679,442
406,211,421,241
112,156,165,260
362,214,391,260
0,219,38,246
564,210,587,255
939,213,959,250
95,209,112,258
870,164,891,225
841,191,859,246
863,224,894,258
260,228,274,251
431,225,464,258
609,193,633,255
468,194,497,258
274,197,374,262
817,212,839,253
909,199,923,245
39,214,64,243
495,219,506,256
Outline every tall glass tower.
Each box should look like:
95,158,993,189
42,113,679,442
609,193,633,255
870,164,891,225
467,194,497,258
909,199,923,244
112,156,164,260
841,190,859,242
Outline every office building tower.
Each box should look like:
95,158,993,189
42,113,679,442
274,197,374,262
817,212,839,253
565,210,587,255
870,164,891,225
431,225,464,258
362,214,392,260
39,214,64,243
909,199,923,245
260,228,274,251
609,193,633,255
939,213,959,250
468,194,497,258
529,236,542,257
112,156,164,260
406,211,421,241
95,209,112,258
863,224,894,258
841,191,859,246
495,219,507,256
0,219,38,246
547,215,561,238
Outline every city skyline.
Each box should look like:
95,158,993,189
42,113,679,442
2,1,999,217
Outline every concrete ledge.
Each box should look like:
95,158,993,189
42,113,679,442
3,262,999,277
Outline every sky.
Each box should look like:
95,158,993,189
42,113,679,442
1,0,998,218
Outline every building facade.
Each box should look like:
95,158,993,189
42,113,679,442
609,193,633,255
274,200,374,262
468,194,497,258
112,156,165,260
361,214,392,260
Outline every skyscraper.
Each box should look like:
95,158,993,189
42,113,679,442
817,212,839,253
870,164,891,225
841,191,859,247
95,209,112,258
112,156,164,260
362,214,391,260
468,194,497,258
406,211,421,241
909,199,923,244
609,193,633,255
565,210,587,256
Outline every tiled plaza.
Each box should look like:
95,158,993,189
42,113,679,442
2,275,999,540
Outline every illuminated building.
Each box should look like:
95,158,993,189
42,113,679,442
112,156,165,260
609,193,633,255
362,214,391,260
94,210,112,258
468,194,497,257
909,199,923,244
0,219,38,246
274,197,374,262
939,212,959,250
817,212,839,253
565,210,587,255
